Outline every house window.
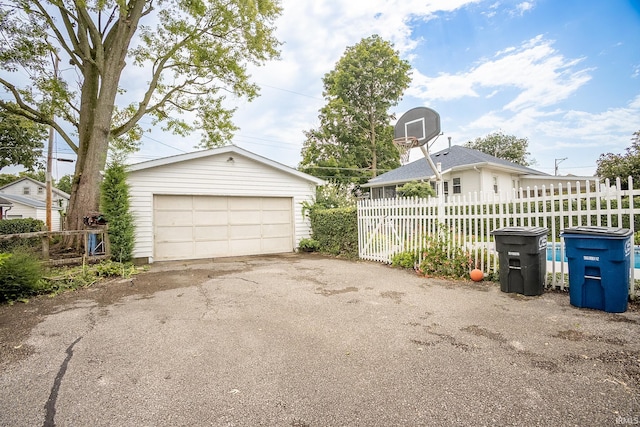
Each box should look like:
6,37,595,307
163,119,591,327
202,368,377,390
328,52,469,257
22,187,30,195
443,181,449,197
37,186,44,195
493,176,499,194
384,186,396,199
453,177,461,194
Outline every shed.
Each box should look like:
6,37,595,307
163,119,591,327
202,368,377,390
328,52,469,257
127,145,325,263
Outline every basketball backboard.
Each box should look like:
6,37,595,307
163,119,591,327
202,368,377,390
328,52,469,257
393,107,441,146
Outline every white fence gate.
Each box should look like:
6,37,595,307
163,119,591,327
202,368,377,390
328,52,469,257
358,177,639,297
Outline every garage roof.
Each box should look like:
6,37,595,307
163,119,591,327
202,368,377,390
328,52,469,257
127,145,325,185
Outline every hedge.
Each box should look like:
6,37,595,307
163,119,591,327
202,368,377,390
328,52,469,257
0,218,45,253
309,207,358,258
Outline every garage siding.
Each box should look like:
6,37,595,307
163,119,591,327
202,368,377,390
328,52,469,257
127,150,320,262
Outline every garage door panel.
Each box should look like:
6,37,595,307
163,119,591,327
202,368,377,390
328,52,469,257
155,195,192,210
262,198,291,210
228,198,257,210
155,210,193,226
194,225,228,240
230,211,261,225
262,223,291,238
154,195,293,261
230,239,262,255
195,241,229,257
155,242,194,260
265,210,291,223
157,226,194,241
229,224,261,239
262,237,292,252
193,196,226,210
194,212,228,226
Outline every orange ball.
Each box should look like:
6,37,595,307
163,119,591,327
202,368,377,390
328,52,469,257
470,269,484,282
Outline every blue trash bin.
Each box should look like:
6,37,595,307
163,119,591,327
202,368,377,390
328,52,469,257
561,226,632,313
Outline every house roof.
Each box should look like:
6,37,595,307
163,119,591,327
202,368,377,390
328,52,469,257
127,144,326,185
0,196,13,207
0,193,62,210
364,145,549,187
0,176,71,199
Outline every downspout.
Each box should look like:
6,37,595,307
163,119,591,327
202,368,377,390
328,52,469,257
3,205,12,219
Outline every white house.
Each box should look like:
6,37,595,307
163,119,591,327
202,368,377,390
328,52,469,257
362,145,599,199
126,145,325,263
0,176,70,211
0,194,63,231
0,177,69,230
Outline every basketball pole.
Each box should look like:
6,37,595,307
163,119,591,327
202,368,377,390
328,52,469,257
419,142,445,224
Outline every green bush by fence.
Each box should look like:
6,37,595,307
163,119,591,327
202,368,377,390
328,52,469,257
0,252,44,303
309,207,358,258
0,218,45,253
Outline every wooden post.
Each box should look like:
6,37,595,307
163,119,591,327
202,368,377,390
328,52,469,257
42,234,49,260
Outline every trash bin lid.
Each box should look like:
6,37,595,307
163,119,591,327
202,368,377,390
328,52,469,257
491,226,548,236
561,226,632,237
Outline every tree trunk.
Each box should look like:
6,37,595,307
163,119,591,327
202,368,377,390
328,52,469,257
64,2,145,236
370,114,377,177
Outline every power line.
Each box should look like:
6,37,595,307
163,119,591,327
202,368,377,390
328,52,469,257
256,82,322,100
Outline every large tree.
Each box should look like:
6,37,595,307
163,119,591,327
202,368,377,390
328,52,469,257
0,106,47,171
465,131,534,166
596,130,640,189
0,0,281,231
299,35,412,185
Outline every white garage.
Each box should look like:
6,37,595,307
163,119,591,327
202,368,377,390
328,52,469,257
127,146,324,263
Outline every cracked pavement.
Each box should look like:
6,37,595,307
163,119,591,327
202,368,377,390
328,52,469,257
0,253,639,426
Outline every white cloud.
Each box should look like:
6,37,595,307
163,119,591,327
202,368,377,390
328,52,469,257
513,1,535,16
408,35,592,112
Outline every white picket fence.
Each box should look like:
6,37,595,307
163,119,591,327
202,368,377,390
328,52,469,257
358,177,639,297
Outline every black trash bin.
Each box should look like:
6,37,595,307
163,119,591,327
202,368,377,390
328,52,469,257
491,227,548,296
561,226,632,313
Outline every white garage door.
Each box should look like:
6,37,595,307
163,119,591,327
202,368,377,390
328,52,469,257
154,195,293,261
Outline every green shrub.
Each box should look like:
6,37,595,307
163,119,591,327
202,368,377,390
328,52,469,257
418,230,475,279
397,181,435,198
309,207,358,258
298,238,320,252
302,183,356,218
0,218,45,252
101,161,135,262
0,252,44,303
391,251,419,269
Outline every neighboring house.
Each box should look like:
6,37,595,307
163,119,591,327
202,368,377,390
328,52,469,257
126,145,325,263
0,196,13,220
0,193,62,230
0,177,70,230
0,177,71,211
362,145,599,199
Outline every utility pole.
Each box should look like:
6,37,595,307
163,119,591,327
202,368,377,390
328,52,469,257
554,157,567,176
46,55,59,231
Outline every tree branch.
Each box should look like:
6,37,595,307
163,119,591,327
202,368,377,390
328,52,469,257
31,2,79,68
0,95,78,153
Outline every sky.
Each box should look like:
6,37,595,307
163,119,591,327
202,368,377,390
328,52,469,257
29,0,640,179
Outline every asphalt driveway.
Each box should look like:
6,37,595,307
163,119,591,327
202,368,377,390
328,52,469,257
0,253,639,426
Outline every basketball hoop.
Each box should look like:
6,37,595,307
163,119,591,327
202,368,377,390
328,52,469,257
393,136,419,165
